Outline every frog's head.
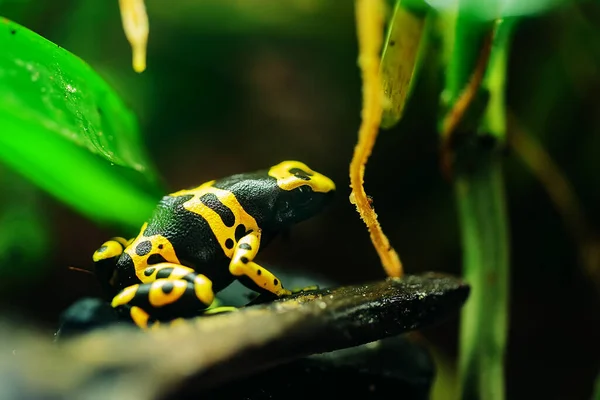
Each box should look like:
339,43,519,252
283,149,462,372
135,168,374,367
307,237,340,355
267,160,336,227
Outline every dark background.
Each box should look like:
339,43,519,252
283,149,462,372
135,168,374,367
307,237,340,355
0,1,598,399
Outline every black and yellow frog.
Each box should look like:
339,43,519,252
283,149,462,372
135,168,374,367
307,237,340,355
92,161,335,329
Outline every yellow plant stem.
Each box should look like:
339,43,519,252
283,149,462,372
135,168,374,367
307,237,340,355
350,0,403,278
119,0,149,73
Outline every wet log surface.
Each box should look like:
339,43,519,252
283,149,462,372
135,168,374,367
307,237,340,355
1,273,469,400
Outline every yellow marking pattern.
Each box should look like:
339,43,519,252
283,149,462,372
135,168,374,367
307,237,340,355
203,306,238,315
112,284,139,307
229,233,291,297
93,240,125,262
140,263,214,305
268,160,336,193
171,181,261,258
130,306,150,329
112,237,131,248
148,279,188,307
193,274,214,305
139,263,195,284
122,223,182,281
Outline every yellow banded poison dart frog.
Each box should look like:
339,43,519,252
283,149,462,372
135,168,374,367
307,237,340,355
92,161,335,329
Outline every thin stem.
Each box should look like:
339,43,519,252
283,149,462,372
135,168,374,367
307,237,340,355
455,19,514,400
350,0,403,278
456,159,510,400
440,29,494,179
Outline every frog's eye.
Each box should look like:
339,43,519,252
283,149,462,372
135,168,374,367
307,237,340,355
289,168,312,181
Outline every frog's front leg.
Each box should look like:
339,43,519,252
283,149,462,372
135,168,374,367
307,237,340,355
111,262,216,329
229,232,292,297
93,236,134,298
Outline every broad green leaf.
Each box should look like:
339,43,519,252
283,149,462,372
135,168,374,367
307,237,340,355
380,1,427,129
0,18,162,229
0,17,154,173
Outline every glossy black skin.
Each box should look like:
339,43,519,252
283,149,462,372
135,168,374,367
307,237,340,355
112,170,334,295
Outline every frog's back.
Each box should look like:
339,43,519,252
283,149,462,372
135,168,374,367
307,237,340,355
115,192,231,289
114,167,300,290
147,193,227,266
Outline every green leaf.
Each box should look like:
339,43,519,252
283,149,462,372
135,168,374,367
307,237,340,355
0,18,162,229
435,1,516,398
455,158,509,400
443,15,515,400
380,0,428,129
480,19,515,140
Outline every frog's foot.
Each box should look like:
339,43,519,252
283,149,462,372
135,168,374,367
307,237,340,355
111,272,215,329
203,306,239,315
229,232,292,297
290,285,319,294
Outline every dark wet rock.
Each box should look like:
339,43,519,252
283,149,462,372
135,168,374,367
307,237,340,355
191,273,468,390
55,266,338,340
216,265,338,308
0,273,468,400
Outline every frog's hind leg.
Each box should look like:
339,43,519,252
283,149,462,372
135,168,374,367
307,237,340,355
111,262,216,329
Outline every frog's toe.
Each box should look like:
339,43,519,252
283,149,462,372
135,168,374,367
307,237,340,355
290,285,319,294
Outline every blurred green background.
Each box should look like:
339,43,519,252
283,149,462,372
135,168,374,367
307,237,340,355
0,1,599,399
